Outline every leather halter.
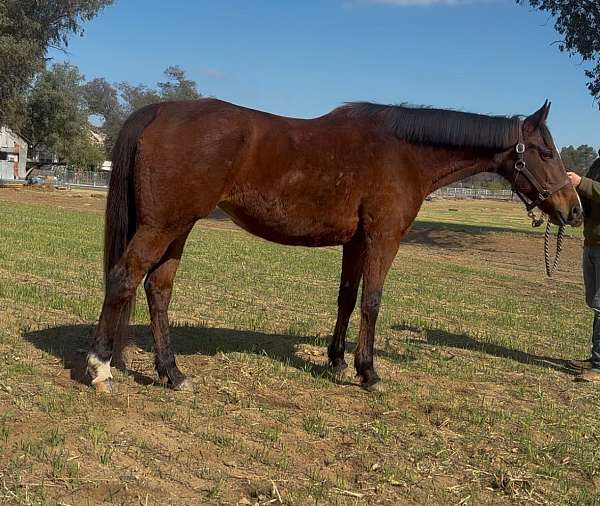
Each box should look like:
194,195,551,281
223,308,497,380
511,121,570,212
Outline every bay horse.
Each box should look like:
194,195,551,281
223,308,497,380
87,98,582,393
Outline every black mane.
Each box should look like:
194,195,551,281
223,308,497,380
340,102,520,150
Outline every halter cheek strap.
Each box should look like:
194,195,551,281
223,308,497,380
511,121,570,212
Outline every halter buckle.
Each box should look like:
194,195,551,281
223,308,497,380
515,159,526,171
516,143,526,154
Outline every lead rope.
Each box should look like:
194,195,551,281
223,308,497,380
528,210,564,277
544,221,564,277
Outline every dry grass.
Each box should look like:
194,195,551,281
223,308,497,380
0,188,599,505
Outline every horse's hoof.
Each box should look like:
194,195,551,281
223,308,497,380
173,378,193,392
359,375,385,393
363,380,387,394
87,353,114,390
331,363,349,382
159,374,193,391
93,378,117,394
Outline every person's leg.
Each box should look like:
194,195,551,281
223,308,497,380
591,312,600,369
589,247,600,370
576,246,600,381
582,246,595,361
568,247,595,370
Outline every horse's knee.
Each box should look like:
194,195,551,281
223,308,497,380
361,290,382,318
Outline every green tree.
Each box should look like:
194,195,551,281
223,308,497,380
158,66,202,101
24,63,103,169
117,66,201,113
83,77,126,156
84,66,202,156
116,82,162,114
516,1,600,105
68,132,106,170
561,144,599,175
0,0,113,127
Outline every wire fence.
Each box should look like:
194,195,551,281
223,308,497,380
6,167,517,200
433,186,515,201
6,167,112,189
58,169,110,188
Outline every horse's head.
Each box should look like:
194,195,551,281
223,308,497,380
500,101,582,227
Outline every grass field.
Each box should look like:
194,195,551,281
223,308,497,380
0,188,599,505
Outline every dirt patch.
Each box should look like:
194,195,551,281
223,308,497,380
0,186,108,213
0,186,235,228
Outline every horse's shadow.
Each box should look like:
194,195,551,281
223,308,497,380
23,321,572,389
391,323,574,374
22,323,415,387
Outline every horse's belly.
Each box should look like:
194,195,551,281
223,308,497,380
218,198,358,247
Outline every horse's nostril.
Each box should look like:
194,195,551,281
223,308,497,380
569,205,584,224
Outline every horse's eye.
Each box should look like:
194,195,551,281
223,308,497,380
541,150,554,160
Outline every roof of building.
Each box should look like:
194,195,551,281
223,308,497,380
0,126,30,145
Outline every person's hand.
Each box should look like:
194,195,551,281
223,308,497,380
567,171,582,187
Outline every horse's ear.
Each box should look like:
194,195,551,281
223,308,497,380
524,100,551,133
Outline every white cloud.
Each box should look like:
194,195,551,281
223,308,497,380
351,0,493,6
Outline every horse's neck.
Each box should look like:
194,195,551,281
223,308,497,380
423,148,500,193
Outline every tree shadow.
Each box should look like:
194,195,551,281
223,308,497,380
411,219,531,237
23,323,414,387
391,323,575,374
404,220,537,250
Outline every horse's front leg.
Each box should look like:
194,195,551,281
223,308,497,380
328,234,365,377
354,233,402,391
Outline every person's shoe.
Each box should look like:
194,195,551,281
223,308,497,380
575,368,600,383
566,358,593,371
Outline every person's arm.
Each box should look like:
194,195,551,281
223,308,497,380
577,177,600,202
568,172,600,202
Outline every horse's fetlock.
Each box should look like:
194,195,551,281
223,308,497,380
87,352,113,385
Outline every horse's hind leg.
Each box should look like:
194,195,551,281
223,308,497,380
87,226,179,392
144,226,193,390
328,235,365,377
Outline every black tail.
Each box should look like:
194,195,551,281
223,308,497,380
104,105,159,298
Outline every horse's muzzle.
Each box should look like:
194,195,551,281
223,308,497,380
552,203,583,227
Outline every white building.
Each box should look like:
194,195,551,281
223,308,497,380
0,127,28,180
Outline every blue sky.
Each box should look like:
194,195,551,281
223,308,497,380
50,0,599,148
